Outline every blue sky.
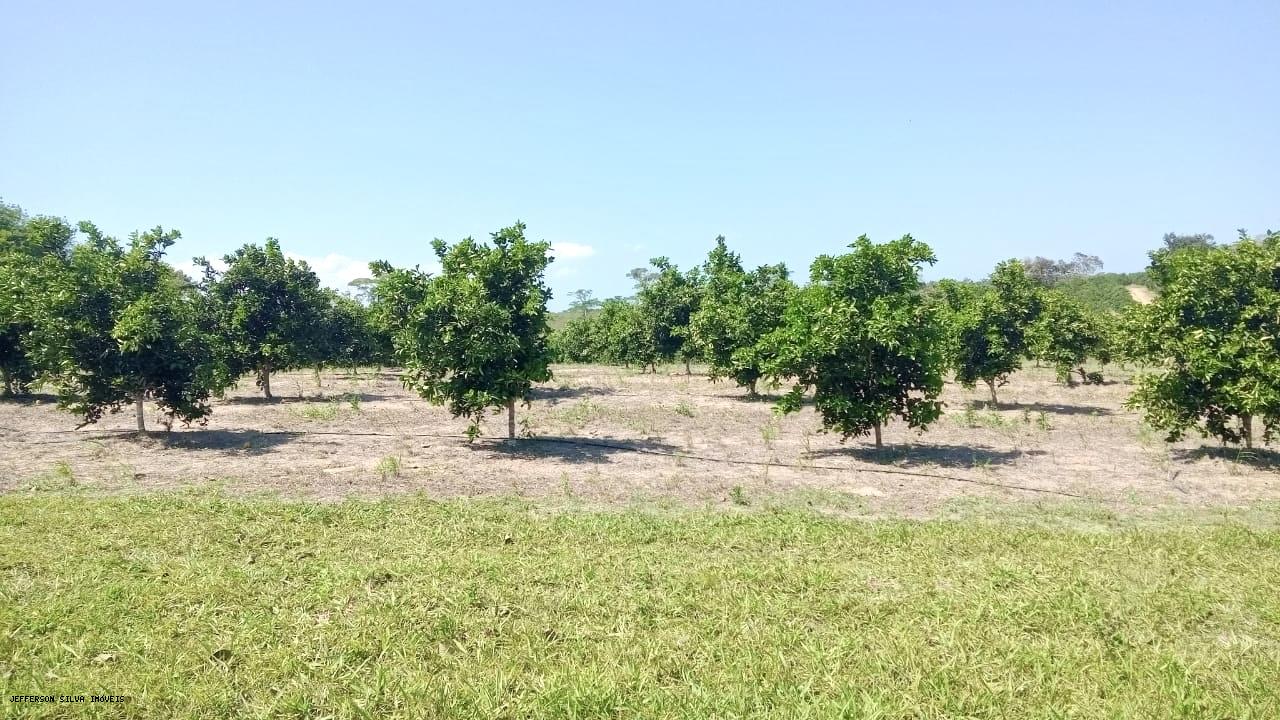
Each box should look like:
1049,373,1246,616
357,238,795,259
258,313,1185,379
2,0,1276,308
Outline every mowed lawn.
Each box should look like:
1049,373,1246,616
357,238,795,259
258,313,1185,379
2,495,1279,718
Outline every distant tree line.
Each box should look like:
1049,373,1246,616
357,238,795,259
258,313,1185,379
2,197,1276,449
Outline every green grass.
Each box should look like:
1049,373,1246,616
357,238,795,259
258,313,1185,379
2,494,1279,718
290,401,340,422
374,455,402,479
1055,271,1151,314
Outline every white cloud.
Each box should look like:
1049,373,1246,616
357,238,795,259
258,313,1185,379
168,256,226,283
551,241,595,260
286,252,373,291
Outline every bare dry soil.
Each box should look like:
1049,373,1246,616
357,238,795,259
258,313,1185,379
2,364,1277,517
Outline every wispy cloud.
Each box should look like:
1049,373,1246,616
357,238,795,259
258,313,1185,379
551,241,595,259
285,252,373,291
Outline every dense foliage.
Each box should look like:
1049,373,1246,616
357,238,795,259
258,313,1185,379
688,237,795,395
766,235,945,448
1125,232,1280,447
7,196,1276,456
636,258,703,373
934,260,1042,404
385,223,554,438
0,202,70,396
1054,272,1148,314
197,240,330,398
1029,291,1113,385
27,224,224,430
319,289,392,371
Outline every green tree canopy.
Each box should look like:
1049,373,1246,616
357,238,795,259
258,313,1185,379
0,202,77,396
595,298,653,368
25,224,223,430
317,289,392,371
197,239,329,399
551,314,604,363
367,260,432,345
636,257,702,373
766,235,945,448
392,222,554,438
935,260,1043,404
1028,291,1112,386
1125,231,1280,448
688,236,795,395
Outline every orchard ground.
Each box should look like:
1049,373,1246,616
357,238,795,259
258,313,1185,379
4,366,1280,718
2,363,1278,517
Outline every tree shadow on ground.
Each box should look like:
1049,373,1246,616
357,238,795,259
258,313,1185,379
159,429,304,455
333,370,403,381
218,392,396,406
475,435,682,464
973,400,1114,416
0,392,60,406
806,443,1041,469
1171,446,1280,468
729,392,786,404
529,386,617,404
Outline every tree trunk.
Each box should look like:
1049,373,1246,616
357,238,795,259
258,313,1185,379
0,368,11,397
684,359,691,375
507,398,516,439
985,377,998,406
1243,415,1253,449
650,362,657,374
748,378,758,398
135,392,146,433
873,421,882,449
260,364,273,399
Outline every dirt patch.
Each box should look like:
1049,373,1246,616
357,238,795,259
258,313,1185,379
1127,284,1155,304
1,364,1276,517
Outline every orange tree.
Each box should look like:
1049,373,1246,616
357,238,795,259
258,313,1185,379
934,260,1043,404
390,223,554,439
196,239,329,399
24,223,223,431
765,235,944,448
1125,230,1280,448
688,236,795,396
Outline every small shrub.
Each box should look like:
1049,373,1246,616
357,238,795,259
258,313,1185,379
729,485,749,506
294,402,339,421
31,461,77,491
375,456,402,479
674,400,695,418
960,404,1010,430
760,416,780,446
558,399,604,432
